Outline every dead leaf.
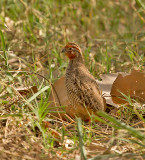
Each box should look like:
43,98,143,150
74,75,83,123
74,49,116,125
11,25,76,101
48,77,76,120
96,73,127,108
111,70,145,104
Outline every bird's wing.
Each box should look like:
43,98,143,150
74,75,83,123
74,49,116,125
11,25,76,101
75,77,105,111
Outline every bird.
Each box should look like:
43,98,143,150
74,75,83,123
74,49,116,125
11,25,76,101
62,43,106,120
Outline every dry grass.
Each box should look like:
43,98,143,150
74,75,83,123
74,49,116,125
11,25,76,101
0,0,145,159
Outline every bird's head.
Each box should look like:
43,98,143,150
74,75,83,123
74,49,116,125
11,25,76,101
62,43,83,61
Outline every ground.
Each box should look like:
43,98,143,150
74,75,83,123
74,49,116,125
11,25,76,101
0,0,145,159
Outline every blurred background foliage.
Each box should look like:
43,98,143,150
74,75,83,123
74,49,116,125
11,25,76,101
0,0,145,79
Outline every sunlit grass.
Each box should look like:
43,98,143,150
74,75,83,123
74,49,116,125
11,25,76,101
0,0,145,159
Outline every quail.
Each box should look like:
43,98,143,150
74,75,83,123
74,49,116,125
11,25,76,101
62,43,105,119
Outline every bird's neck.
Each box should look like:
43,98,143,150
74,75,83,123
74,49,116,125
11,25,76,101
68,55,84,67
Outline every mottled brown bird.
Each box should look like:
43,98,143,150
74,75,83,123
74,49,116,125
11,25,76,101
62,43,105,119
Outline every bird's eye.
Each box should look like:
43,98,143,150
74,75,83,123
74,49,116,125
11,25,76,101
69,48,72,50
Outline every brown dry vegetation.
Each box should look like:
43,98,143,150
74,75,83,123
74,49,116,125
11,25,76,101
0,0,145,159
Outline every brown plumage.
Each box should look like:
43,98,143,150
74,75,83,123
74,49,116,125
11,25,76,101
62,43,105,119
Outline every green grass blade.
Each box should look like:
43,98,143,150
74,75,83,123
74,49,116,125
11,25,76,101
98,112,145,142
136,0,145,10
77,118,87,160
0,29,8,69
22,86,49,107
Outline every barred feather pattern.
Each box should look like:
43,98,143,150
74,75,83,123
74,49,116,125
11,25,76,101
65,62,105,112
63,43,105,113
